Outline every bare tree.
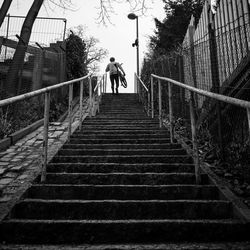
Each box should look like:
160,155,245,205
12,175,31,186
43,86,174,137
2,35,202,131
69,25,108,73
6,0,44,95
85,36,108,73
0,0,13,28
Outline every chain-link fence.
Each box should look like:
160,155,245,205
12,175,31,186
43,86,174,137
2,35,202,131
0,16,68,141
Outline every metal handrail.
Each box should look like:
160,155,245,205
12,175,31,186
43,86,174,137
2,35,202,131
135,73,150,116
93,74,107,115
151,74,250,109
0,75,90,107
135,73,148,92
0,73,106,182
151,73,250,184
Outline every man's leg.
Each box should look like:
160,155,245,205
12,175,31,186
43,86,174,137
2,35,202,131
110,75,115,94
114,74,119,94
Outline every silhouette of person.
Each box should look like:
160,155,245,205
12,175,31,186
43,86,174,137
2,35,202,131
105,57,125,94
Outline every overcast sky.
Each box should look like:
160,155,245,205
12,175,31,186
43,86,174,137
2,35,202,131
0,0,166,93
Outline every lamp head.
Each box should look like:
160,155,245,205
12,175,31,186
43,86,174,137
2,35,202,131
128,13,138,20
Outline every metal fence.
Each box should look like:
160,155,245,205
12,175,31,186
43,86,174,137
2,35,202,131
0,15,66,48
0,15,68,139
0,16,67,96
139,0,250,185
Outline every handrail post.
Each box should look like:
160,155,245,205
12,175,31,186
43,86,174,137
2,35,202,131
168,82,174,143
89,76,92,117
189,92,201,184
41,91,50,182
97,80,100,113
158,79,162,128
147,91,150,116
105,74,107,93
102,75,105,93
79,79,84,131
247,108,250,138
67,83,73,141
151,75,154,118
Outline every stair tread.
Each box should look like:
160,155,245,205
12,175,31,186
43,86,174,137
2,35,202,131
21,199,229,203
3,219,241,223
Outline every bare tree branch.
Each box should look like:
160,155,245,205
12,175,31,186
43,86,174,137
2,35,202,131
97,0,153,25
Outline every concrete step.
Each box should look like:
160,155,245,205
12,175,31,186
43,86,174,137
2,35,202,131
1,219,249,244
57,149,187,156
47,163,194,173
92,115,149,119
24,184,220,200
74,130,167,135
69,134,170,140
1,242,250,249
78,127,163,131
40,173,208,185
62,143,181,150
82,120,159,124
51,155,192,164
84,117,156,121
68,138,172,144
11,200,232,220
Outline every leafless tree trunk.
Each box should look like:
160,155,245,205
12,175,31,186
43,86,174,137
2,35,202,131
0,0,12,28
6,0,44,95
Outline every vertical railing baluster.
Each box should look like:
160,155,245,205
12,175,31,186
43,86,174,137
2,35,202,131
41,91,50,182
79,80,84,131
247,108,250,138
89,76,92,117
97,80,100,113
147,91,150,116
68,83,73,141
168,82,174,143
158,79,162,128
151,76,154,118
102,75,105,93
189,92,201,184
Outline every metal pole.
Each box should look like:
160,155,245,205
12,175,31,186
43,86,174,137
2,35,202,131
189,92,201,184
136,17,139,77
89,76,92,117
168,82,174,143
4,14,10,60
41,91,50,182
102,75,105,93
151,76,154,118
133,17,139,93
158,79,162,128
63,19,67,41
97,81,100,113
67,83,73,141
79,80,84,131
105,74,107,93
147,92,150,117
247,108,250,138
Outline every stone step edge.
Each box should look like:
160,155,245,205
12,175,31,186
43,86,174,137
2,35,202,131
20,199,230,205
31,184,211,188
1,242,250,250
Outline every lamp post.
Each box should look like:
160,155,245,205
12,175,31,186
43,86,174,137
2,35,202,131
128,13,139,93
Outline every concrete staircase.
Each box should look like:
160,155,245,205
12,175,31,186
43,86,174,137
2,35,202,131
0,93,249,246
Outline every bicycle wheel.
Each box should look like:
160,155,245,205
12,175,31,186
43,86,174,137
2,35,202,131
120,75,127,88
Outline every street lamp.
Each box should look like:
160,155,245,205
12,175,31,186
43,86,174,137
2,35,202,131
128,13,139,93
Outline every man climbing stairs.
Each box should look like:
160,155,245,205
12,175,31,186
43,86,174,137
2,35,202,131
0,93,249,246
